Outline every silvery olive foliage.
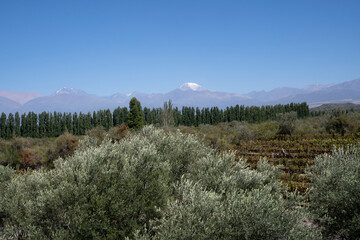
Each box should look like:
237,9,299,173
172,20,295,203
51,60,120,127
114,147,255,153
0,126,210,239
142,158,321,240
0,165,14,229
0,126,322,239
307,145,360,239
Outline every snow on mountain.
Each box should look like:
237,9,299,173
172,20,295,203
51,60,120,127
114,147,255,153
179,83,208,91
54,87,87,96
2,79,360,113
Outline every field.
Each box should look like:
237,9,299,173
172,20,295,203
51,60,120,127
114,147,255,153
235,134,360,192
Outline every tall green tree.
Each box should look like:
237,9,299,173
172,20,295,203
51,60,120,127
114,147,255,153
14,112,21,137
20,113,26,137
104,109,113,130
127,97,145,130
31,112,38,138
38,112,46,137
73,112,79,135
0,113,6,138
6,113,15,139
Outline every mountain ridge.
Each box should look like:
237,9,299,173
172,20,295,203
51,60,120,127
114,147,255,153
1,79,360,113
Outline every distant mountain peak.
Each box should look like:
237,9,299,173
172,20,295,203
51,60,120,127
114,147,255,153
54,87,86,96
179,82,206,91
0,90,44,105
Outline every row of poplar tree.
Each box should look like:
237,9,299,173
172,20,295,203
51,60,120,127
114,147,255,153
0,98,309,139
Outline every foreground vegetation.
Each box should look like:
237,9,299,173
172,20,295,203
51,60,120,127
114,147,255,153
0,125,359,239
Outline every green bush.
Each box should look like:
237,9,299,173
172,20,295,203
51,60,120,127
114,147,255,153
254,121,279,138
277,111,297,135
325,115,349,136
0,126,210,239
231,121,255,144
143,158,320,240
307,145,360,239
0,165,14,232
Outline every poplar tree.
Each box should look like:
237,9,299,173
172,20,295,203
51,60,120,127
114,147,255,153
105,109,113,130
0,113,6,138
38,112,46,137
160,100,174,127
14,112,21,137
31,112,38,138
6,113,15,139
73,112,79,135
20,113,26,137
112,107,121,126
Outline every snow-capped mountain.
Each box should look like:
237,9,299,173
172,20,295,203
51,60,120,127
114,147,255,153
108,82,252,108
54,87,88,96
1,78,360,113
179,82,208,92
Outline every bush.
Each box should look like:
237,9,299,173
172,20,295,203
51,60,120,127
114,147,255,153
307,145,360,239
0,138,32,169
277,111,297,135
0,165,14,232
254,121,279,138
107,124,129,142
0,126,321,239
47,132,78,167
85,126,107,145
143,158,320,240
0,126,210,239
325,115,349,137
231,121,255,144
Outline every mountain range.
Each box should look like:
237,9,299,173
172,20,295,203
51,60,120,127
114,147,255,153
1,78,360,114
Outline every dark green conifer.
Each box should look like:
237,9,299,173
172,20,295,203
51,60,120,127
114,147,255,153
127,97,145,130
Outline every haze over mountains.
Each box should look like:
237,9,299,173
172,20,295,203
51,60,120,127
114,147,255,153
1,78,360,114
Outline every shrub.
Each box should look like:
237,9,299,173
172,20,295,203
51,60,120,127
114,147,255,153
0,126,210,239
0,126,322,239
254,121,279,138
142,156,320,239
307,145,360,239
107,124,129,142
325,115,349,137
85,126,107,145
0,165,14,232
47,132,78,167
0,138,32,169
277,111,297,135
231,121,255,144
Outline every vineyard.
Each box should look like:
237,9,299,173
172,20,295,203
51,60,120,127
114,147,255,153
235,134,360,192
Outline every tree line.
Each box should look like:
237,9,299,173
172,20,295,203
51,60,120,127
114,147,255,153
0,98,309,139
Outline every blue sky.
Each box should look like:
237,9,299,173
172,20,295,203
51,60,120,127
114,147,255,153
1,0,359,96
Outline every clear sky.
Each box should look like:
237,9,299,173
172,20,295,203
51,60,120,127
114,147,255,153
1,0,359,96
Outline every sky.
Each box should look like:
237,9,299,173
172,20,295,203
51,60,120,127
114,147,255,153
0,0,359,96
